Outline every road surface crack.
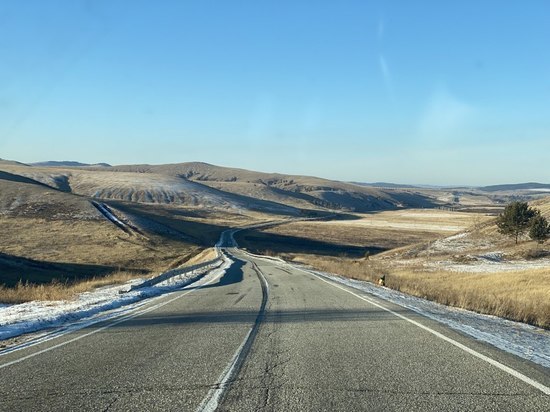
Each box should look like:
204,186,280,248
102,396,118,412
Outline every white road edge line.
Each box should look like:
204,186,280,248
198,327,254,412
0,269,225,370
301,267,550,396
197,259,270,412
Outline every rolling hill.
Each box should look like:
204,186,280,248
0,161,439,213
0,164,239,286
101,162,440,212
480,182,550,192
4,160,548,215
31,161,112,168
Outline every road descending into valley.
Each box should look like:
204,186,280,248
0,231,549,411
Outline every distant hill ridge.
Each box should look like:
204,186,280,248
100,161,440,211
351,182,421,189
480,182,550,192
1,159,549,214
32,161,112,168
0,160,438,212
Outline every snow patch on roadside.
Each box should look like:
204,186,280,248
293,265,550,369
0,255,233,342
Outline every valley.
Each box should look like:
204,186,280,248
1,158,549,326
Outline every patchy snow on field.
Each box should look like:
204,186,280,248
433,257,550,273
431,232,489,253
423,249,550,273
0,255,231,342
299,267,550,369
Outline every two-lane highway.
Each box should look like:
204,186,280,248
0,246,549,411
0,254,265,411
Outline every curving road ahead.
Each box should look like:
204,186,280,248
0,244,549,411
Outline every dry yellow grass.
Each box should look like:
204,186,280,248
0,271,143,303
324,209,491,233
531,196,550,216
0,246,220,304
386,268,550,328
260,209,491,253
0,217,170,272
181,247,218,266
0,198,273,301
0,209,238,287
290,254,550,329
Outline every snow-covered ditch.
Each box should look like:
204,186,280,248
0,254,232,342
299,267,550,368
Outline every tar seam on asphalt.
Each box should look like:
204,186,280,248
197,258,269,412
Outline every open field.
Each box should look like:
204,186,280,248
108,201,270,246
322,209,491,232
236,209,492,257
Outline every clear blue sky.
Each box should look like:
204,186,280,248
1,1,549,185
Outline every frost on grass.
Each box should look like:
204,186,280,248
432,257,550,273
430,232,494,254
402,230,550,273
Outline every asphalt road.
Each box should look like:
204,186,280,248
0,248,549,411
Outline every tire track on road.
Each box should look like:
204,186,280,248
197,259,269,412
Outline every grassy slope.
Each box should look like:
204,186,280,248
236,209,485,257
94,162,442,212
0,163,281,302
0,170,200,289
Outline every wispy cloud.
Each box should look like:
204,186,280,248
376,15,393,100
418,86,475,142
378,54,394,100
